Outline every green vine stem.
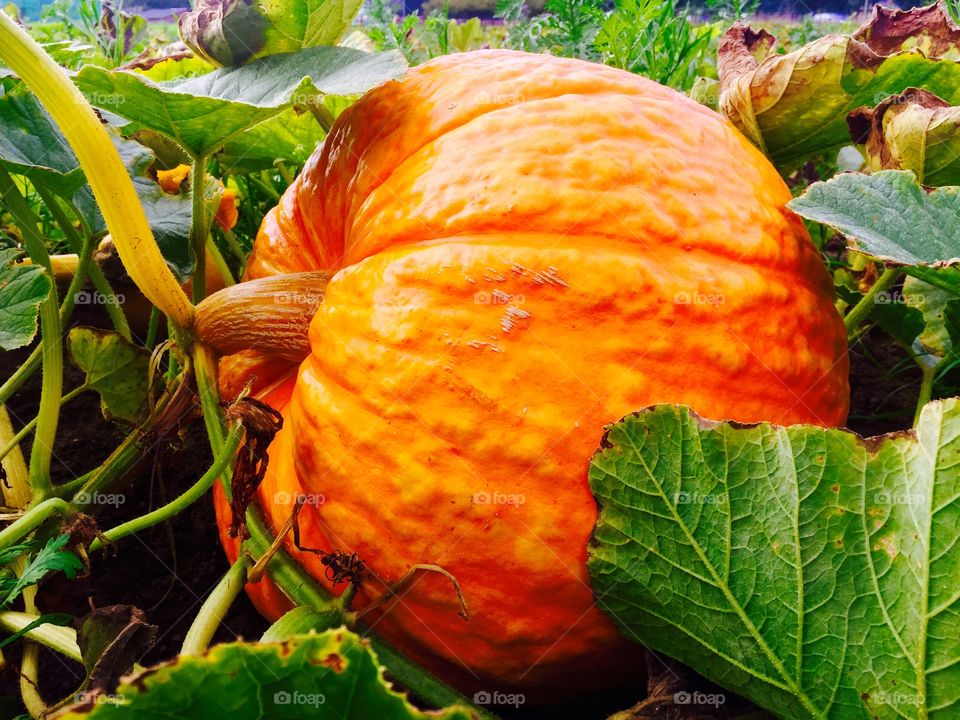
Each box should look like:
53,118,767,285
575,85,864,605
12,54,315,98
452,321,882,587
181,555,250,655
0,167,63,500
90,424,243,552
0,498,73,550
191,154,210,302
35,186,132,341
0,11,194,329
843,267,902,338
0,612,82,663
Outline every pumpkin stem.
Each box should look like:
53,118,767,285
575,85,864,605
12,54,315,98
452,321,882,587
194,272,330,362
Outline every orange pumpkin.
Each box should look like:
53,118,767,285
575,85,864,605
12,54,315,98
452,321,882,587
212,50,849,698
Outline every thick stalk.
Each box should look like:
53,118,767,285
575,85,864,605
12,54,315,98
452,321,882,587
0,612,82,663
90,425,243,551
844,267,902,338
191,154,210,302
0,406,31,509
0,12,193,328
0,498,73,549
0,167,63,500
181,556,250,654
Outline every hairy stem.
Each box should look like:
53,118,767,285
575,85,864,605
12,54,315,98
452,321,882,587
0,498,73,550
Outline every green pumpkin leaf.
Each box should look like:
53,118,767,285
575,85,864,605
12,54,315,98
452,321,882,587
718,2,960,169
52,629,474,719
68,328,150,423
74,47,406,157
588,400,960,720
788,170,960,274
848,88,960,187
216,106,324,173
0,248,52,351
0,89,87,196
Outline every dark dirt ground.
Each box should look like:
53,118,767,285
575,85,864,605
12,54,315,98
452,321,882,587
0,297,926,719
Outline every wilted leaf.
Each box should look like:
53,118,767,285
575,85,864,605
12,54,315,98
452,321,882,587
74,47,406,157
52,629,473,719
848,88,960,186
68,328,150,423
588,401,960,720
788,170,960,270
179,0,363,67
0,248,52,351
718,1,960,168
77,605,157,695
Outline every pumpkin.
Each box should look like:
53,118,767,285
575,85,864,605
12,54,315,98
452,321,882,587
208,49,850,698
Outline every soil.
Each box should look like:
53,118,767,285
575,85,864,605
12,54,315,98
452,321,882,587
0,302,924,720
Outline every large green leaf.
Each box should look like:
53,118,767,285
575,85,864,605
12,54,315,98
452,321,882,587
68,328,150,423
718,1,960,169
216,106,324,173
848,88,960,187
588,400,960,720
788,170,960,279
74,47,406,157
52,629,474,719
0,248,52,351
0,89,86,195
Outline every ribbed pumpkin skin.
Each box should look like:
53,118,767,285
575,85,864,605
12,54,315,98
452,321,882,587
214,50,850,696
